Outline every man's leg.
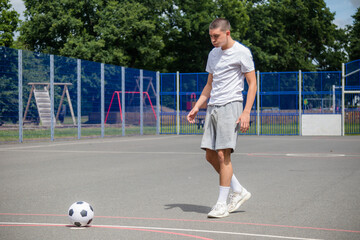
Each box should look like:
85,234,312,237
206,149,220,173
226,152,251,213
206,149,251,215
217,149,233,187
206,149,238,189
207,149,233,218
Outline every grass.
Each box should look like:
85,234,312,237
0,123,358,142
160,123,299,135
0,125,157,142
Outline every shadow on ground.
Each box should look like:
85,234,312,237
164,204,211,214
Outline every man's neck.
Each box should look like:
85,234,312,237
221,37,235,50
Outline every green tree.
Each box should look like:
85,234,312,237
317,27,348,70
245,0,343,71
161,0,250,72
347,8,360,61
17,0,351,72
19,0,165,70
0,0,19,47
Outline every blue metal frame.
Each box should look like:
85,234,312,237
160,69,359,135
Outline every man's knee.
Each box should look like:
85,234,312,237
217,149,231,164
205,149,217,163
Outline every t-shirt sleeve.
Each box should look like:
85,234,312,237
240,48,255,73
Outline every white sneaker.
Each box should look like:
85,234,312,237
207,202,229,218
228,189,251,213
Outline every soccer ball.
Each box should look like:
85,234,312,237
68,201,94,227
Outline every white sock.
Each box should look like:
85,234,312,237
217,186,230,204
230,174,243,193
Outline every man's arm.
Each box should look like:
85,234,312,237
236,70,257,132
187,73,213,123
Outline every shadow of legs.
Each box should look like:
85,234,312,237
164,204,211,214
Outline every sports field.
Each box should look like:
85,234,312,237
0,135,359,240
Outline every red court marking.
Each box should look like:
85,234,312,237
245,152,359,158
246,153,290,158
0,223,214,240
0,213,66,217
0,224,67,227
95,216,360,234
1,213,359,234
91,225,213,240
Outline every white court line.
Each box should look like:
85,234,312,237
1,148,359,158
0,135,358,158
0,136,179,151
97,224,324,240
286,153,346,158
0,149,204,155
0,222,323,240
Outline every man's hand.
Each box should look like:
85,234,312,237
187,106,199,124
187,73,212,124
237,70,256,133
236,111,250,133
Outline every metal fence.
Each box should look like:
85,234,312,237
160,69,359,135
343,59,360,135
0,46,359,143
0,47,159,142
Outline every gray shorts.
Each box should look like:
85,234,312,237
201,101,243,153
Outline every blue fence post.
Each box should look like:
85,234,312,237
101,63,104,138
156,71,160,135
257,70,260,136
77,59,81,139
341,63,345,136
122,67,125,136
140,69,143,135
299,70,302,136
50,55,54,141
176,71,180,135
18,50,23,143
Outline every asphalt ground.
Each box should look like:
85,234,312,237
0,135,359,240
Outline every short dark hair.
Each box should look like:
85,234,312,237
209,18,231,32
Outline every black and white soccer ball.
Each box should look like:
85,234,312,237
68,201,94,227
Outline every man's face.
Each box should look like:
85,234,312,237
209,28,229,48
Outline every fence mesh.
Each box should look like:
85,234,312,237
345,60,360,134
22,49,51,140
104,64,123,136
160,73,177,134
0,47,18,141
302,71,342,114
53,55,77,139
0,46,359,142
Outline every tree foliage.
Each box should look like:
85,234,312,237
160,0,249,72
245,0,345,71
347,7,360,61
16,0,358,72
19,0,166,70
0,0,19,47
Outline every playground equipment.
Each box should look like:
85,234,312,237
105,91,157,124
23,82,76,126
186,92,207,111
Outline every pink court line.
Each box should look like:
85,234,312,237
1,213,359,234
0,223,213,240
92,225,213,240
95,216,360,234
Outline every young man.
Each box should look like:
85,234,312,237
187,18,257,218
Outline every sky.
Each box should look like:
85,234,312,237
8,0,360,28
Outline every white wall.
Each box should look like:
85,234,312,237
302,114,342,136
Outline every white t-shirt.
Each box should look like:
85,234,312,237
206,41,255,106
